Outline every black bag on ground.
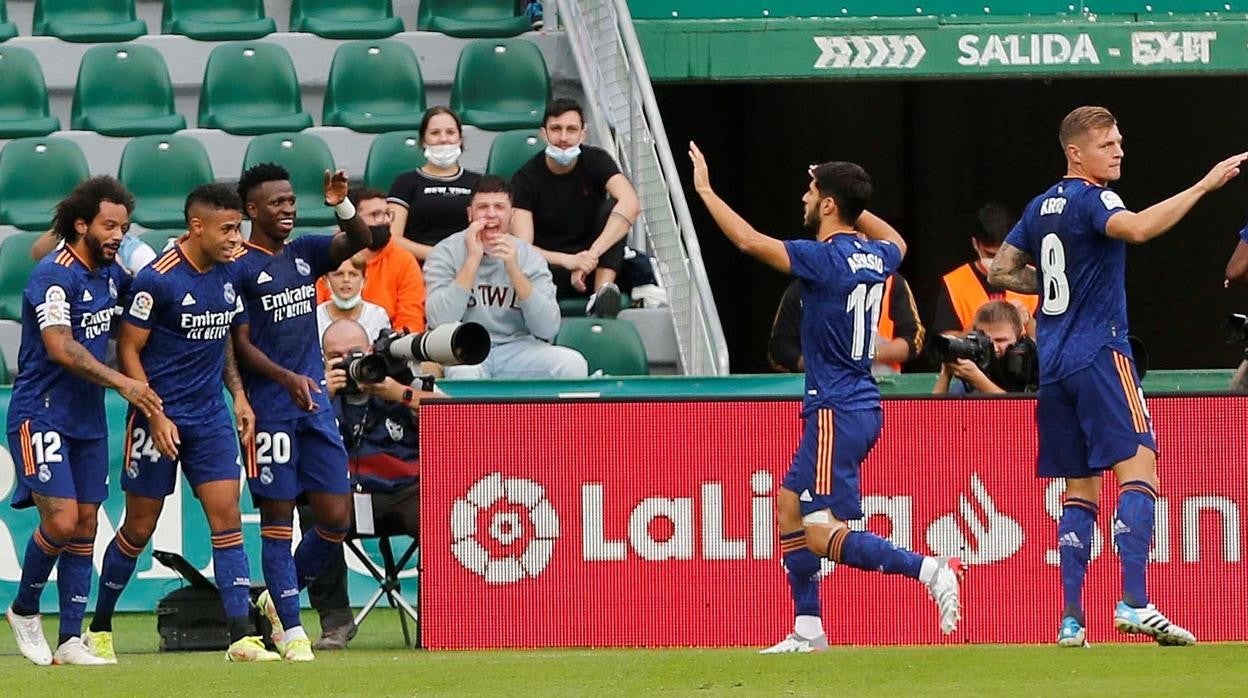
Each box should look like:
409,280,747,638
153,550,272,652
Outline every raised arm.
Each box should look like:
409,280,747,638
987,243,1039,294
689,142,790,274
855,211,907,259
1106,152,1246,244
325,169,374,265
1226,240,1248,286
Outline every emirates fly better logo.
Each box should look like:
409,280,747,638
451,473,559,584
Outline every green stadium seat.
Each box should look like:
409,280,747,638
0,234,41,321
72,44,186,137
33,0,148,43
138,229,178,254
286,226,337,242
364,131,426,191
0,2,18,42
0,137,89,230
486,129,543,179
554,318,649,376
323,40,426,134
242,133,338,227
558,294,631,318
163,0,276,41
417,0,530,38
0,47,61,138
120,135,215,230
199,43,313,136
451,39,550,131
289,0,404,39
0,349,11,386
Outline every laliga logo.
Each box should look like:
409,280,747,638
926,473,1023,565
451,472,559,585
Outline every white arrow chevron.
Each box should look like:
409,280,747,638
812,34,927,70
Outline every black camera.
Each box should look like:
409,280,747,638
996,337,1039,393
335,322,491,395
929,330,995,371
1224,314,1248,344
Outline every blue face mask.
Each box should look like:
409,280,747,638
545,144,581,166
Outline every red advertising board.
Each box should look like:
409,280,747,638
419,397,1248,649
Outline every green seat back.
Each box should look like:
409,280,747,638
451,39,550,131
119,136,215,229
417,0,530,38
0,349,11,385
486,129,543,179
364,131,426,191
0,47,60,137
0,1,18,42
0,234,41,321
0,137,89,230
72,44,186,136
290,0,403,39
162,0,275,40
199,42,313,135
323,40,426,133
554,318,649,376
138,229,178,255
242,133,338,227
33,0,147,42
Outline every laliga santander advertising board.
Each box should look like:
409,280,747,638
419,397,1248,649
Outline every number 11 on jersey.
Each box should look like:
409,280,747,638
848,282,884,360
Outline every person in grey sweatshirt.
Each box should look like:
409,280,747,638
424,175,588,379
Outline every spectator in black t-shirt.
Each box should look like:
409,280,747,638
387,107,483,262
511,98,642,318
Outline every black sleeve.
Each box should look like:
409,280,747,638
386,171,416,209
510,162,537,211
767,281,803,372
586,147,622,191
931,280,962,336
888,275,924,361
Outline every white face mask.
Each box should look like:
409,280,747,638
332,292,363,310
545,144,581,166
978,255,995,272
424,144,462,168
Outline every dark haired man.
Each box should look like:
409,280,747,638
932,203,1039,335
4,176,162,666
690,143,963,653
510,97,641,318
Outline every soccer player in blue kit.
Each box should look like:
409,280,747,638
230,164,374,661
83,183,276,662
989,106,1246,647
5,178,163,666
689,143,963,653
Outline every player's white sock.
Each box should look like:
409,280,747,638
918,557,938,585
284,626,308,643
794,615,824,639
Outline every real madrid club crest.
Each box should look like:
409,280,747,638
223,282,237,304
37,464,52,483
108,277,118,299
260,466,274,485
295,258,311,277
385,418,404,441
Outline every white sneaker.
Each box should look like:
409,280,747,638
1113,601,1196,646
758,632,828,654
6,608,52,666
925,557,965,635
52,636,110,666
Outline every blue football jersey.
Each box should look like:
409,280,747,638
232,235,337,415
1005,178,1132,383
123,245,243,421
6,247,129,438
783,235,902,414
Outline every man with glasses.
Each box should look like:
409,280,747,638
316,187,427,334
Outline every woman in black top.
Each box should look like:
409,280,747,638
387,106,483,261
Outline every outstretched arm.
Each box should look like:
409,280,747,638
1226,240,1248,286
987,243,1039,294
1106,152,1247,244
689,142,790,274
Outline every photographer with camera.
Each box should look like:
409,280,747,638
299,317,433,649
932,300,1037,395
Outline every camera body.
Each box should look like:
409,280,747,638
334,322,491,395
930,330,995,371
930,330,1039,393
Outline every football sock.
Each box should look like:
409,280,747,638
90,530,144,633
210,528,253,639
781,530,820,619
56,537,94,643
11,526,64,617
1059,496,1098,625
260,520,302,632
825,528,923,579
294,525,348,590
1115,481,1158,608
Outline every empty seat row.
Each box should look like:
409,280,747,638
3,0,533,43
0,38,549,138
0,129,545,230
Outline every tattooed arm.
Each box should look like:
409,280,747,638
223,338,254,449
987,243,1039,294
42,326,163,417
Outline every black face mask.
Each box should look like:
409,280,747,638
367,223,391,251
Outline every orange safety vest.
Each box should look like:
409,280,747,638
941,263,1038,332
876,276,899,372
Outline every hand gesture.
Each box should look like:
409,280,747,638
1197,152,1248,193
464,219,486,258
688,141,712,195
233,395,255,451
323,169,350,206
116,377,163,419
324,364,348,397
487,233,517,266
280,369,321,412
150,412,181,460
